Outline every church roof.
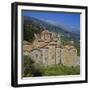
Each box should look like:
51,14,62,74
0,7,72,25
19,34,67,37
41,30,51,34
64,45,76,51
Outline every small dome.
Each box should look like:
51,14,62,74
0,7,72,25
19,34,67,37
41,30,49,34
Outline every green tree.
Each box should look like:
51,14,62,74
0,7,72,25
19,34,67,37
23,55,34,77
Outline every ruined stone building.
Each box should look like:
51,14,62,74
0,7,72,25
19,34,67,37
23,30,78,67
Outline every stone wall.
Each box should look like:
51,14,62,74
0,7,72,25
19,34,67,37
30,49,43,64
40,48,48,67
61,47,77,66
56,47,61,64
47,45,56,66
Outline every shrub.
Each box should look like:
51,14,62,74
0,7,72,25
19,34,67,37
42,65,80,76
23,56,43,77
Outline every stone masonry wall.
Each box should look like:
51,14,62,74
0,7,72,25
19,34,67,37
47,45,56,66
56,47,61,64
61,48,77,66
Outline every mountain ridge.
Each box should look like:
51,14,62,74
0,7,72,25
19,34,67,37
23,16,80,41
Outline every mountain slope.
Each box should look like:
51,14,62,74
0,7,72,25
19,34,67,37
23,16,80,42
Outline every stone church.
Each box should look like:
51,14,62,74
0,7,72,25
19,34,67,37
23,30,78,67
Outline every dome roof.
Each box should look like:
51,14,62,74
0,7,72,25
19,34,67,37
41,30,50,34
